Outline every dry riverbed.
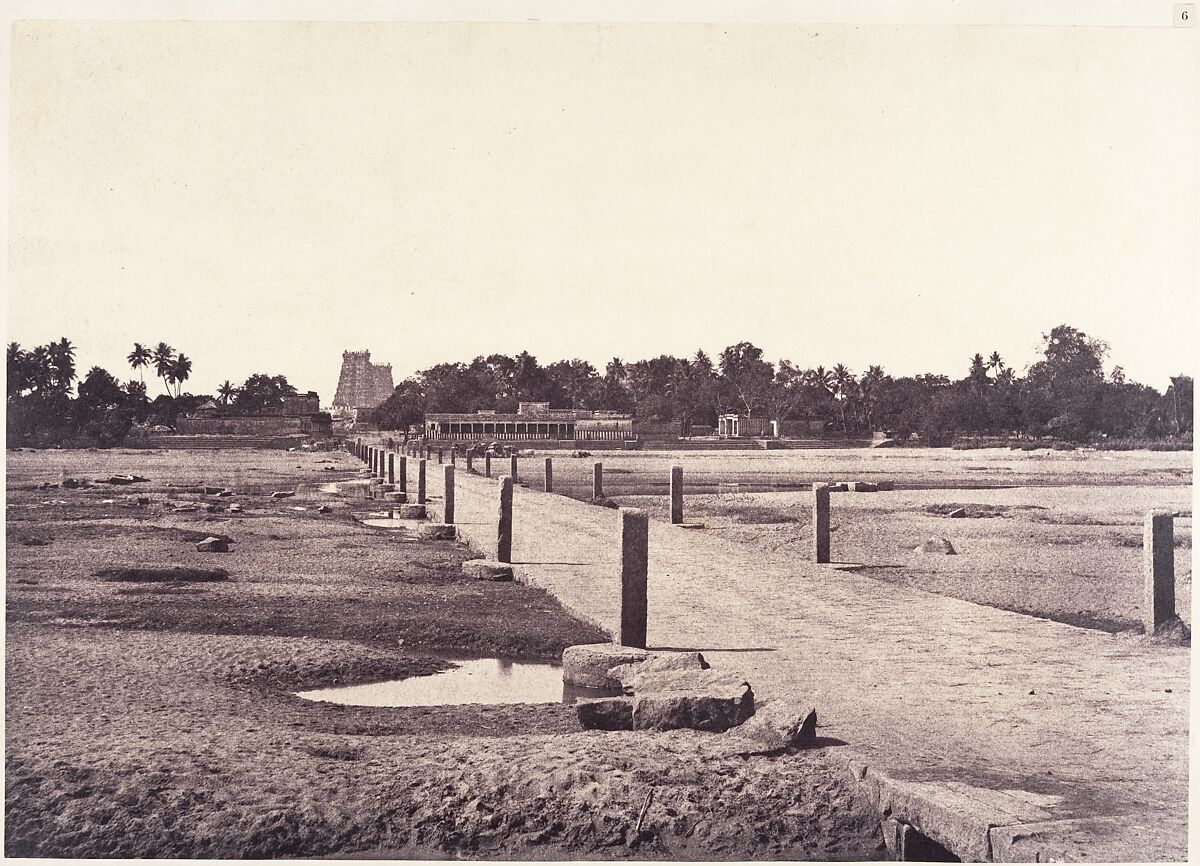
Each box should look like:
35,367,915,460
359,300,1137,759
5,447,884,859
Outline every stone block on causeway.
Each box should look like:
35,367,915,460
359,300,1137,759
418,523,457,541
382,491,408,502
725,700,817,752
463,559,514,581
608,651,709,695
376,483,395,493
850,481,879,492
393,504,427,519
562,643,652,688
825,483,849,492
876,480,896,491
631,669,755,733
576,697,634,731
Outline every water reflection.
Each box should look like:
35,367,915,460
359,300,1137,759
296,657,619,707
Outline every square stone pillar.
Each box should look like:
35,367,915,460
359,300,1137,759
618,508,649,649
418,459,427,505
398,456,407,494
443,465,455,524
387,453,395,485
496,476,513,563
544,457,553,493
814,484,831,563
670,465,684,524
510,454,518,482
1144,512,1175,633
592,462,604,500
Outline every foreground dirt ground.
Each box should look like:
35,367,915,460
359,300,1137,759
4,448,884,859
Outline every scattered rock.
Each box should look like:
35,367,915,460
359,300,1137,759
609,651,709,695
271,491,295,499
204,503,224,513
1148,615,1191,647
98,474,147,485
202,486,224,495
562,643,653,688
172,503,199,513
576,697,634,731
61,478,91,489
915,537,957,555
393,504,427,519
290,506,308,512
632,669,755,733
216,489,234,497
463,559,514,581
417,523,456,541
850,481,879,493
947,508,967,518
196,537,231,553
229,504,243,514
591,495,619,509
317,504,332,514
125,495,151,507
37,482,59,490
96,566,228,583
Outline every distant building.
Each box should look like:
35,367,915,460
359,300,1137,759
424,402,635,443
177,391,332,437
332,350,394,411
717,413,778,438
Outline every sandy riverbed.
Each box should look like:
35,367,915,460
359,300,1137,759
4,447,884,859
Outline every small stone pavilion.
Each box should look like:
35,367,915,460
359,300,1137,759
424,402,635,443
717,413,778,438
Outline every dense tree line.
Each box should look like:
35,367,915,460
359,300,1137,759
6,339,299,447
374,325,1193,446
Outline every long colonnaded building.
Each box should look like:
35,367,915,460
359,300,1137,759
424,402,635,443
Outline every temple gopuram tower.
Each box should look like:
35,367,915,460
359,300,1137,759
332,350,395,411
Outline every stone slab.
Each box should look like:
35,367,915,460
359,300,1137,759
562,643,652,688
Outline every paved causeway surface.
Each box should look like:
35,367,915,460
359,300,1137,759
419,464,1189,861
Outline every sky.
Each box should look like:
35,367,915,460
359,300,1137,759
6,11,1197,405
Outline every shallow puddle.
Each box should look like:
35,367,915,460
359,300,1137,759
296,657,617,706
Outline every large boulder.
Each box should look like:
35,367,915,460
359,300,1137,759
728,700,817,751
562,643,652,688
631,669,755,733
608,651,709,695
576,697,634,731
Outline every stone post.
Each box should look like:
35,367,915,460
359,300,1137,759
618,508,649,649
814,484,831,564
510,454,518,482
497,476,513,563
398,456,407,494
593,462,604,500
1144,512,1175,633
437,448,444,464
450,447,457,466
418,459,427,504
387,453,395,485
367,446,373,471
379,451,388,480
670,465,684,524
467,453,474,473
443,465,456,524
485,453,492,478
544,457,554,493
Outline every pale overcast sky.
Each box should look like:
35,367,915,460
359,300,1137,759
7,11,1197,403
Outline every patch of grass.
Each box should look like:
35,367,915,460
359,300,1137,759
709,504,802,524
924,503,1012,519
115,584,212,596
299,742,366,762
1029,512,1120,526
95,566,230,583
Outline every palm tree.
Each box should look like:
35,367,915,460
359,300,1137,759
127,343,151,384
170,354,192,398
987,351,1004,378
217,380,237,405
151,342,175,396
831,364,855,431
49,337,76,394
